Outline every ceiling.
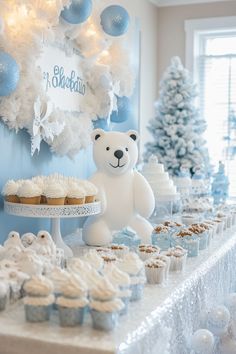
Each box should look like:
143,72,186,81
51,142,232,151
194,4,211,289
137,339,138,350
151,0,232,6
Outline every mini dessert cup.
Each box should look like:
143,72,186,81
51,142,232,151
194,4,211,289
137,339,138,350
152,254,170,281
163,246,187,272
137,244,160,261
174,229,199,257
145,259,166,285
91,310,119,331
108,244,129,258
151,228,171,250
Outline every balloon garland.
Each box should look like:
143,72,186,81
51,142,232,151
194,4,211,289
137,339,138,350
0,0,135,157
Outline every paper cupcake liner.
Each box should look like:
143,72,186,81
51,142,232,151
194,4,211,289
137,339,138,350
47,197,65,205
58,306,86,327
66,197,85,205
5,195,19,203
91,310,119,331
169,254,187,272
25,304,51,322
85,195,95,203
145,266,165,284
138,250,159,261
20,196,41,205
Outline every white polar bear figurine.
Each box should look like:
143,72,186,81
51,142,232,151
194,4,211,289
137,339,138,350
82,129,155,246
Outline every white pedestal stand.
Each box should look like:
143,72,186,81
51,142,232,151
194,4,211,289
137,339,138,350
4,201,101,258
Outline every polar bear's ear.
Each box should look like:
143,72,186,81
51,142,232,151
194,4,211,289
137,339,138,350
127,130,139,143
91,129,105,142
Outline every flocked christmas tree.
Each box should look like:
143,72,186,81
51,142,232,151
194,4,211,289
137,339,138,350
144,56,210,177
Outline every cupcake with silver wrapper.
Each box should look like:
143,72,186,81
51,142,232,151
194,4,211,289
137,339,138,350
117,252,145,301
137,244,160,261
112,227,141,250
173,229,199,257
145,258,166,284
151,224,171,250
162,246,187,272
90,277,124,331
56,274,88,327
103,264,131,315
23,275,54,322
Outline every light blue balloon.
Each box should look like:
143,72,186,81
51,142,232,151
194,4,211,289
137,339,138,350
93,118,110,131
60,0,92,25
100,5,130,37
110,96,132,123
0,51,19,97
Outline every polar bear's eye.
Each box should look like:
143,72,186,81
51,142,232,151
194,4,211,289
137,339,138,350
106,147,110,151
125,148,128,151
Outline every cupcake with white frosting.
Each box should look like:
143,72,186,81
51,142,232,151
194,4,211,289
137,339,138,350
44,182,66,205
23,275,54,322
56,274,88,327
17,181,42,204
81,181,98,203
47,266,70,307
90,277,124,331
103,264,131,315
2,180,20,203
117,252,145,301
82,250,104,271
66,182,86,205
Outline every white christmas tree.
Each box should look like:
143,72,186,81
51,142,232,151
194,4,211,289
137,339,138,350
144,56,210,177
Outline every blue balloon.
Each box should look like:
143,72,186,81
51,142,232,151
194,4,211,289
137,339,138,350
60,0,92,24
93,118,110,131
0,51,19,97
111,96,132,123
100,5,130,37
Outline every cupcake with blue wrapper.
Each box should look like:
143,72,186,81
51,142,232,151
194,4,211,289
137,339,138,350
117,252,145,301
188,224,209,250
173,229,199,257
23,275,54,322
152,224,171,250
103,263,131,315
56,274,88,327
112,227,141,250
90,277,124,331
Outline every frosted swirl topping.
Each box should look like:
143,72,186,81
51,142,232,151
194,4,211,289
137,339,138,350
81,181,98,195
67,182,86,198
90,277,117,301
104,264,130,287
23,275,53,296
118,252,143,276
49,267,70,292
62,274,87,298
44,182,66,198
90,298,124,312
31,176,45,189
17,181,42,197
2,180,19,196
83,250,104,270
56,296,88,308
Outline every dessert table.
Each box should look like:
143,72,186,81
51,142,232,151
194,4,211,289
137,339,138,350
1,229,236,354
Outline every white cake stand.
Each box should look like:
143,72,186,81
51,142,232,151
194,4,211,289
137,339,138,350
4,201,101,258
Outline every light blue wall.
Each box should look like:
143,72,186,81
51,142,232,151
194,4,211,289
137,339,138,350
0,122,95,243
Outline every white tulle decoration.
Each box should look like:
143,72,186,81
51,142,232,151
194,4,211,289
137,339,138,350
191,329,214,354
0,0,135,157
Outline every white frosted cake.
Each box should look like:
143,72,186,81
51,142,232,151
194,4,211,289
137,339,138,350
142,155,178,201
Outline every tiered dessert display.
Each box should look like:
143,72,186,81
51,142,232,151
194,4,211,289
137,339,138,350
141,155,180,223
2,175,101,257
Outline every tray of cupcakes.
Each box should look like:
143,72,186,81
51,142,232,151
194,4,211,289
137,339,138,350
2,174,101,218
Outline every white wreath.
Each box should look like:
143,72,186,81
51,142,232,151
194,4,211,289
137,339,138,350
0,0,136,158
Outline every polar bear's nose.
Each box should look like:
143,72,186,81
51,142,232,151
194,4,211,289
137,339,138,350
114,150,124,159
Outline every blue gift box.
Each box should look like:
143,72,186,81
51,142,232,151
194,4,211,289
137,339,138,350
112,228,141,250
173,236,200,257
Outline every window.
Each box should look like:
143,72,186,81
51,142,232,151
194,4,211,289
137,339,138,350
185,17,236,197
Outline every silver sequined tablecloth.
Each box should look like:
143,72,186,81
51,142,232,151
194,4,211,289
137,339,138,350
0,229,236,354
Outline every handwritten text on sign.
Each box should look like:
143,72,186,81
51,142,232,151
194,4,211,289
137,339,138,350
38,44,86,112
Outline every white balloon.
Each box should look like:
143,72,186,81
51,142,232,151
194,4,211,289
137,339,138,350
191,329,214,354
206,306,230,336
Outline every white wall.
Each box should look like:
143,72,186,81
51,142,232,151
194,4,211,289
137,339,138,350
104,0,159,153
157,0,236,81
